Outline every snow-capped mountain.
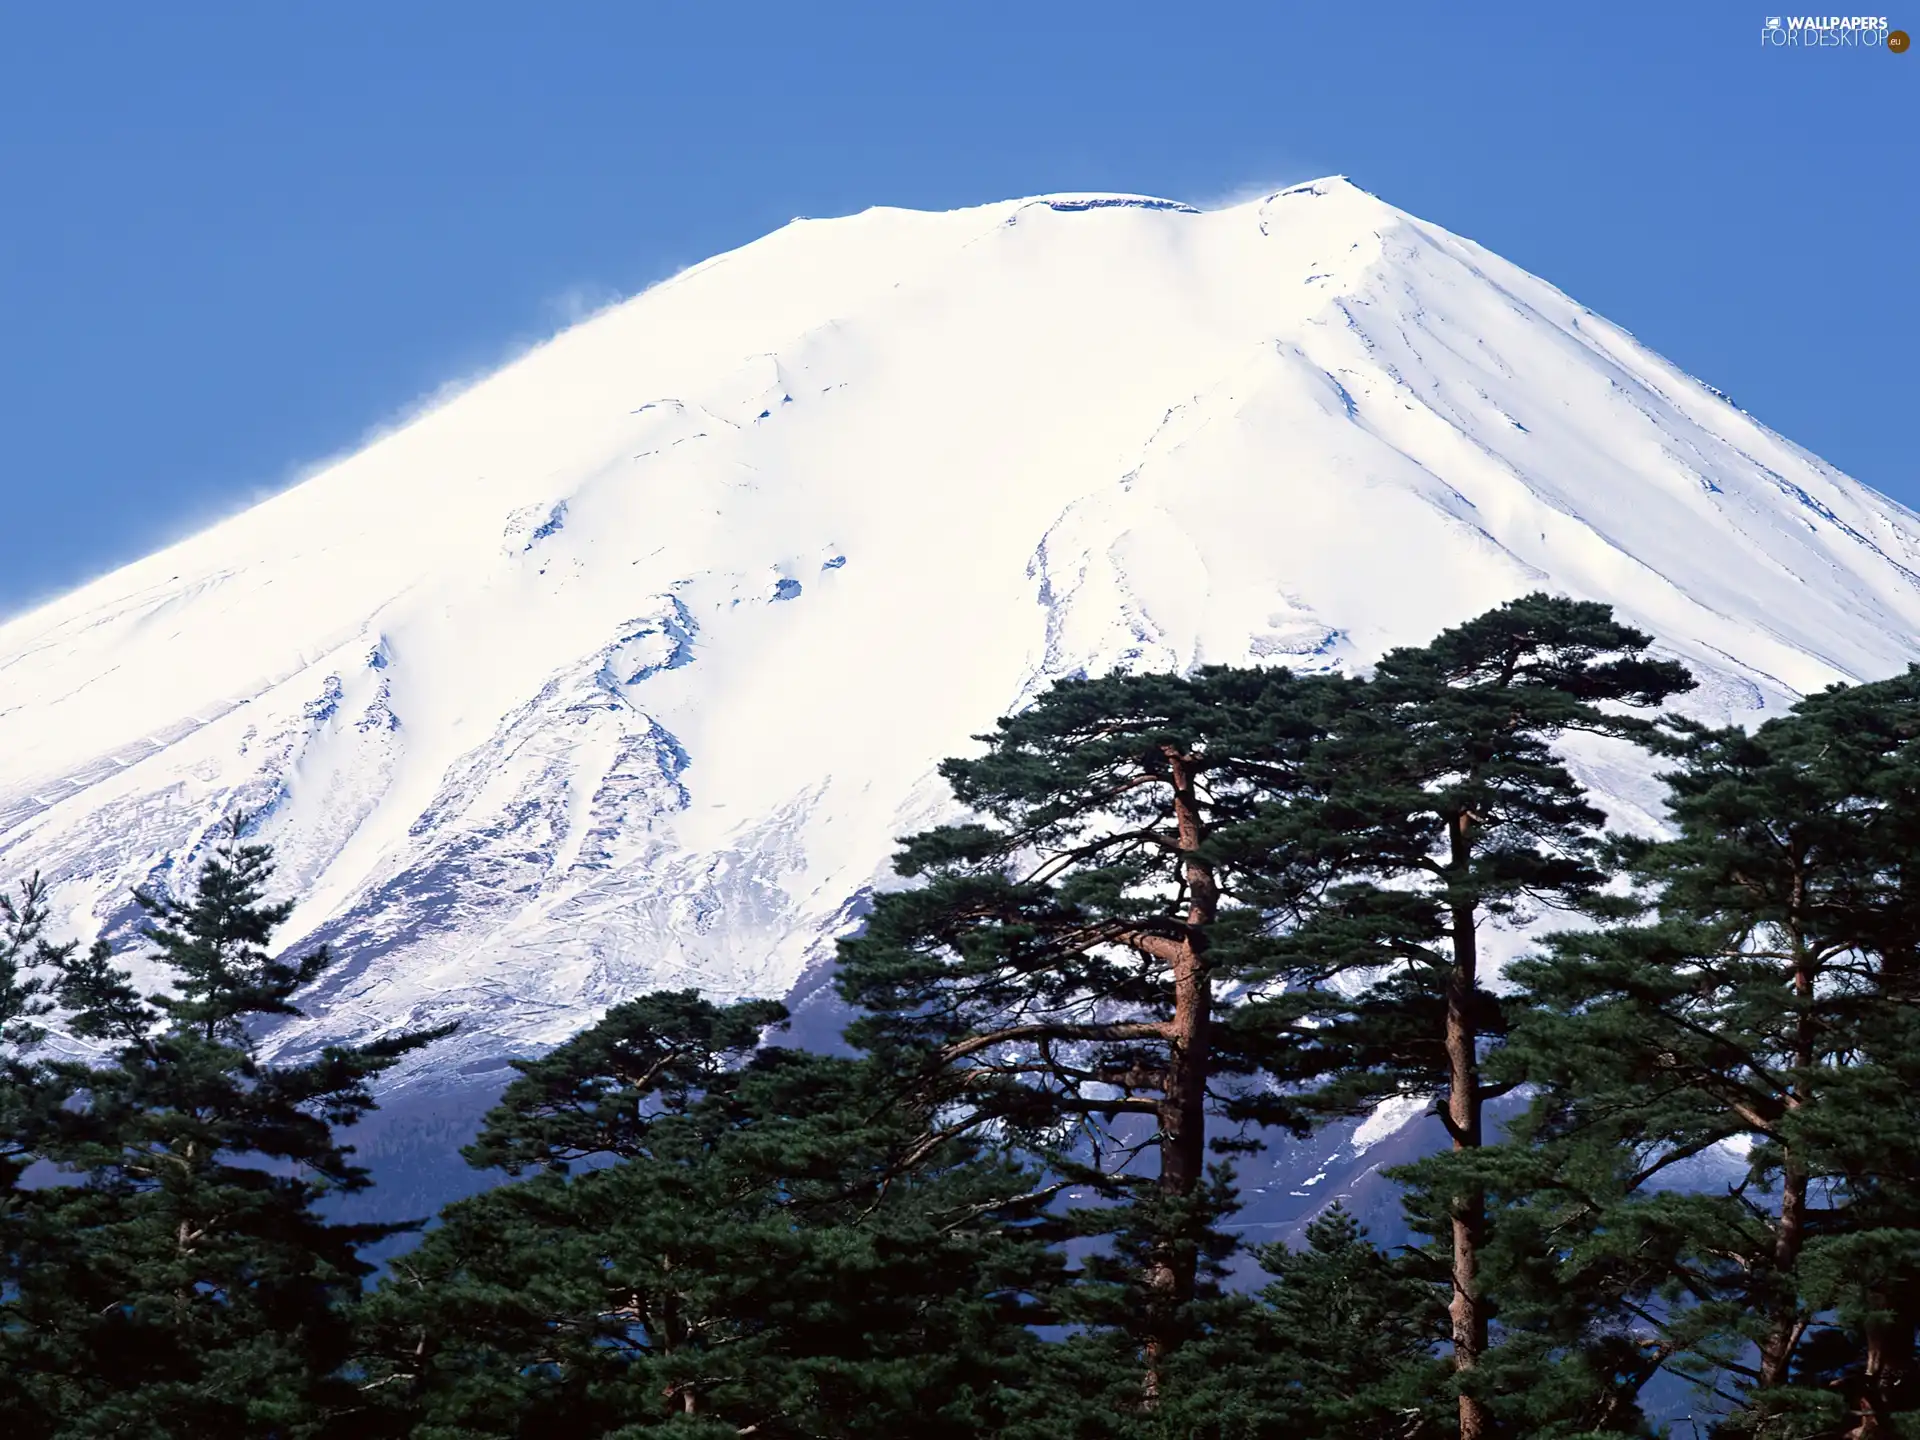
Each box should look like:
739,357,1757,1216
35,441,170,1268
4,177,1918,1099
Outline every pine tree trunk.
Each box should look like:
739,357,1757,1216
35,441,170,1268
1446,815,1490,1440
1143,749,1217,1405
1849,1304,1911,1439
1757,1155,1807,1392
1759,897,1814,1395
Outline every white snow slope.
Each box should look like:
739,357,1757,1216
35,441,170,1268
4,178,1918,1082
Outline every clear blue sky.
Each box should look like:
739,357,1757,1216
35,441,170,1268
1,1,1914,616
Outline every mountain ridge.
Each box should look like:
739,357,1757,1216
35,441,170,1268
3,176,1917,1091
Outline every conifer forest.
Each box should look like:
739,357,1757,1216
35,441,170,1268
6,594,1920,1438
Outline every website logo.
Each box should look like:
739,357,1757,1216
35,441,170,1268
1760,14,1899,45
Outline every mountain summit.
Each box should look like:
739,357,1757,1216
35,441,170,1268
4,178,1917,1077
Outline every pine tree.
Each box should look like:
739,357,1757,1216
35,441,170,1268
0,875,76,1432
361,990,1057,1438
0,875,61,1194
1506,668,1920,1436
833,666,1347,1401
3,816,450,1436
1133,1203,1450,1440
1276,595,1693,1438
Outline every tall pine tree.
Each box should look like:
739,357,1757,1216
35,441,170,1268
3,817,449,1437
835,665,1346,1400
0,875,76,1431
1276,595,1692,1438
1507,668,1920,1436
0,875,61,1199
